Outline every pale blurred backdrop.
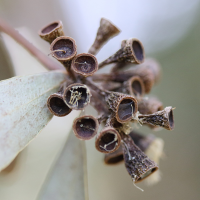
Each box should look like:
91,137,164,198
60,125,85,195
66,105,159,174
0,0,200,200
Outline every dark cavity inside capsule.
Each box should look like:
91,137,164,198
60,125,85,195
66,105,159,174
42,22,59,34
132,40,144,63
131,80,142,96
53,39,74,58
99,132,118,151
65,86,89,110
75,117,97,139
117,99,135,122
49,96,71,116
74,55,96,75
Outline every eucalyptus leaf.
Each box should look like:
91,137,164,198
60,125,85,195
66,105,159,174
0,70,67,171
37,131,88,200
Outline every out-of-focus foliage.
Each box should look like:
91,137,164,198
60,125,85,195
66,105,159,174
0,71,66,170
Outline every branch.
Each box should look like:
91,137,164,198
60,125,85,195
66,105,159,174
0,18,64,71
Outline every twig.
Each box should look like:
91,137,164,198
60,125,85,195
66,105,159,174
0,17,64,71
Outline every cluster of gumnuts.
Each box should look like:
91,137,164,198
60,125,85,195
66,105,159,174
38,18,174,186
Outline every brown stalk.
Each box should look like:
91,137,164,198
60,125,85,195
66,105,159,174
98,38,145,69
71,53,98,77
120,132,158,183
88,18,120,55
63,83,91,110
38,20,64,44
110,40,130,72
89,89,110,134
95,115,121,154
138,106,175,130
89,89,109,116
47,82,72,117
85,77,109,96
100,81,122,91
85,79,111,123
0,17,63,70
73,115,99,140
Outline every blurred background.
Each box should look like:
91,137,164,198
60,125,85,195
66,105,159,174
0,0,200,199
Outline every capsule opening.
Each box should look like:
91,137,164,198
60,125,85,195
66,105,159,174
73,55,97,76
53,39,74,58
138,167,157,182
132,40,144,63
49,96,71,116
99,133,118,151
132,80,142,96
117,99,135,122
64,85,90,110
169,109,174,129
74,117,97,139
42,22,59,34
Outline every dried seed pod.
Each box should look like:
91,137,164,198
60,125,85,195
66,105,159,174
50,36,77,68
144,137,164,164
92,67,155,93
116,58,161,87
130,132,164,186
47,93,72,117
110,39,141,72
73,115,99,140
138,106,175,130
95,116,121,154
129,132,156,152
138,97,163,114
129,67,154,94
99,38,145,68
121,132,158,183
71,53,98,77
130,132,164,170
121,76,145,98
90,89,108,116
141,58,161,84
104,146,123,165
47,82,72,117
63,83,91,110
121,39,127,48
104,131,164,166
85,78,129,119
88,18,120,55
143,137,164,185
38,20,64,44
106,92,138,123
